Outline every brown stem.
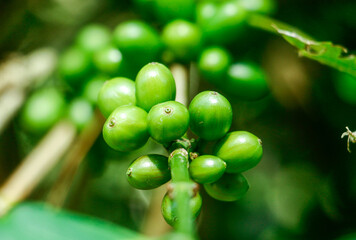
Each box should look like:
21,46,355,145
46,110,105,207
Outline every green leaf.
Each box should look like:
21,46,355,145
0,202,145,240
336,233,356,240
247,14,356,77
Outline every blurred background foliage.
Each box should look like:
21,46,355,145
1,0,356,239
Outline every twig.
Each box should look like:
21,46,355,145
47,110,105,207
171,64,189,106
141,186,172,236
0,88,26,134
0,120,76,216
188,63,200,103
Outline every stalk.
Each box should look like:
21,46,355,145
169,148,195,237
142,63,190,237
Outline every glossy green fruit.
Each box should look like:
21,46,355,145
189,91,232,140
161,192,202,226
226,62,269,100
135,62,176,112
81,75,107,105
189,155,226,184
20,88,66,134
334,72,356,105
58,47,91,85
201,1,247,45
102,106,149,152
126,154,170,190
113,21,162,66
147,101,189,143
67,98,94,130
154,0,195,24
239,0,276,15
214,131,263,173
196,2,217,27
204,172,249,201
97,77,136,118
161,20,202,62
198,46,232,85
93,46,123,75
75,24,111,53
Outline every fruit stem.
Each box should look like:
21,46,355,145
170,148,190,182
169,148,195,237
168,138,195,155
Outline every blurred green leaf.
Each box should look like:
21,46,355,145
266,164,320,232
248,14,356,77
336,233,356,240
0,202,144,240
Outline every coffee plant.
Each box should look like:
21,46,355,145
0,0,356,239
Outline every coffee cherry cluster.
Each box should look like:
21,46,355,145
19,0,274,136
99,62,263,226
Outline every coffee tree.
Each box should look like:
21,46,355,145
0,0,356,239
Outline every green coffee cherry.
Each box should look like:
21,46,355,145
161,192,202,226
58,47,91,86
204,173,249,201
93,46,123,75
67,98,94,131
102,106,149,152
147,101,189,143
126,154,170,190
76,24,111,54
135,62,176,112
189,91,232,140
97,77,136,118
226,62,269,100
20,88,66,134
189,155,226,184
214,131,263,173
198,46,232,85
161,20,202,62
196,2,217,27
239,0,276,15
202,1,247,45
113,21,162,67
81,75,107,105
